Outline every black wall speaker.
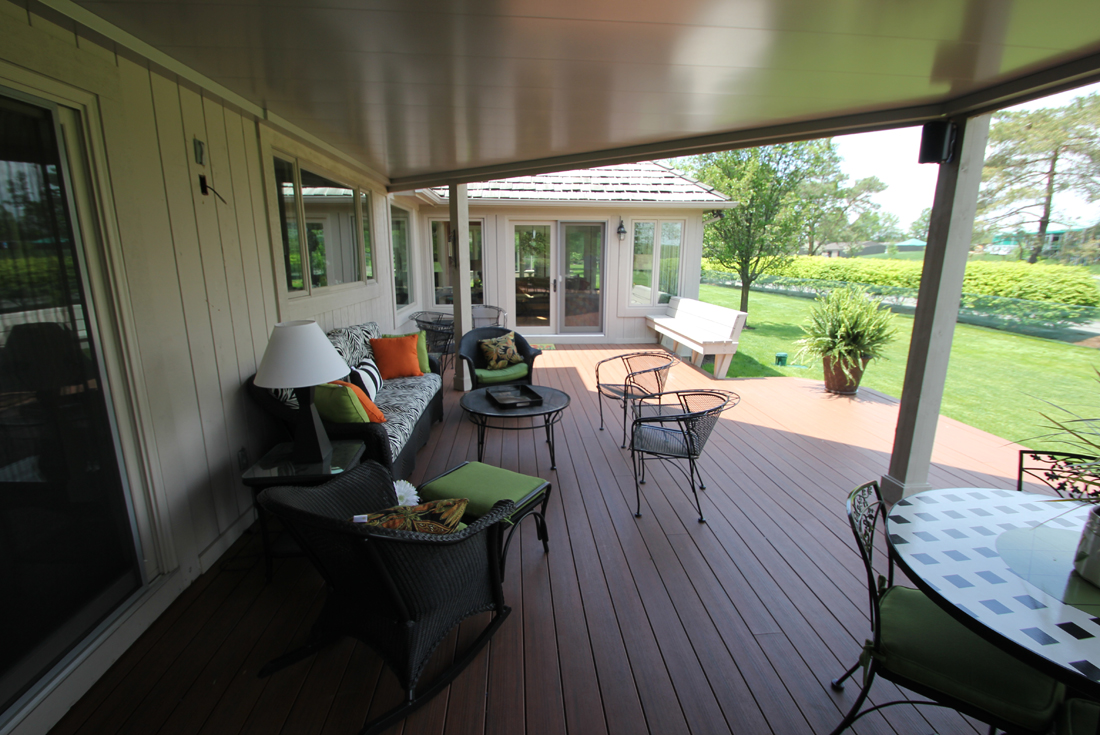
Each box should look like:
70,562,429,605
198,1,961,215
919,121,958,164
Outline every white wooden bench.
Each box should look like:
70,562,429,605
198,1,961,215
645,297,747,379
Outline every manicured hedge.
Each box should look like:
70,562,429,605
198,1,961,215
703,257,1100,306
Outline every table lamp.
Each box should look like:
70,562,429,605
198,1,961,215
253,320,350,464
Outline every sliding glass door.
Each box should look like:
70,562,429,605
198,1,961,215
561,223,603,333
0,91,142,720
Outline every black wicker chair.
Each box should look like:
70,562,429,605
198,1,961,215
629,389,738,523
1017,449,1099,498
827,480,1064,735
596,351,678,448
257,461,514,735
458,327,542,390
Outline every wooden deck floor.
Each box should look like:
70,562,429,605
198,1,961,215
49,345,1031,735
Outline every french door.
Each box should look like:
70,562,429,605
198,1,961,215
513,222,604,334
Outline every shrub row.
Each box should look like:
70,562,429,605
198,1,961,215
703,257,1100,306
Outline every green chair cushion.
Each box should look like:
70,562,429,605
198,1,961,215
475,362,528,385
1057,699,1100,735
420,461,546,523
879,585,1064,732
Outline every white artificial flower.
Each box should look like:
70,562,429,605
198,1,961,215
394,479,420,507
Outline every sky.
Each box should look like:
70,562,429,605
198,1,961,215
833,80,1100,235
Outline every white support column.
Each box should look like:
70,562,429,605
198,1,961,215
450,184,473,391
880,114,991,505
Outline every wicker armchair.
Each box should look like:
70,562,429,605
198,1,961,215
458,327,542,390
629,389,738,523
257,461,514,735
595,351,678,448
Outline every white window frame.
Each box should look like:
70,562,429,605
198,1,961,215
427,217,486,308
271,151,376,298
626,218,686,308
391,204,416,315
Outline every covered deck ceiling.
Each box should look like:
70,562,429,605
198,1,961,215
47,0,1100,189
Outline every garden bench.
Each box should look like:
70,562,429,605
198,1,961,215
645,297,747,379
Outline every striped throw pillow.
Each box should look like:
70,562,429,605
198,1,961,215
351,357,383,400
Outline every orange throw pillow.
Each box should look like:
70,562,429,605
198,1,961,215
369,334,423,380
331,380,385,423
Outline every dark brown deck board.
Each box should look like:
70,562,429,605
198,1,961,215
50,346,1032,735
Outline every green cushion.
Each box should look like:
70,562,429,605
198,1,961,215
420,461,546,523
879,586,1064,732
383,331,430,373
475,362,528,385
313,383,370,423
1058,699,1100,735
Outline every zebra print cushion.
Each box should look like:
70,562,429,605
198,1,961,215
373,372,442,459
326,322,381,367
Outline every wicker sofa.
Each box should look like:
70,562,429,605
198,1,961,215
246,322,444,479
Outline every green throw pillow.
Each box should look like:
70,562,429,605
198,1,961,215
354,498,468,534
313,383,370,423
479,331,523,370
384,331,430,374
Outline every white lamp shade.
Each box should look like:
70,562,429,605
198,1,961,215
253,320,350,389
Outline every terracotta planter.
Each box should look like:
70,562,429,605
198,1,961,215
822,356,869,395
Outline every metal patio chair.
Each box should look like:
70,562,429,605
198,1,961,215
596,350,678,448
411,310,455,374
827,480,1064,735
471,304,507,328
629,389,737,523
1017,449,1099,498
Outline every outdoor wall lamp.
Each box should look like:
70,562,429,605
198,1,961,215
617,219,627,241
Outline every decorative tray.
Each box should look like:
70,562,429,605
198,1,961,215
486,384,543,408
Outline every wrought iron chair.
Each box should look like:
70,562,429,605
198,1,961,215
828,480,1064,735
411,310,455,374
596,350,678,448
458,327,542,390
1017,449,1099,498
257,461,514,735
471,304,507,328
629,389,737,523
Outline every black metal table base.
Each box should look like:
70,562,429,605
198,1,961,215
468,409,566,469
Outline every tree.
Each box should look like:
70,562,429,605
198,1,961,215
978,93,1100,263
687,141,835,312
908,207,931,241
850,210,903,243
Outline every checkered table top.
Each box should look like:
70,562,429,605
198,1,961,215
887,487,1100,693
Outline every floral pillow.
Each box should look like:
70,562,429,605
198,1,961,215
351,498,467,534
479,332,524,370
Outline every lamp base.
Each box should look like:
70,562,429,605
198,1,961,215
292,386,333,465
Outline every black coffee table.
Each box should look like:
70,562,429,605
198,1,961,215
460,385,570,469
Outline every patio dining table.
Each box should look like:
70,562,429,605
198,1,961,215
886,487,1100,699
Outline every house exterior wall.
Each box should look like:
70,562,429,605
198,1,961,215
0,6,396,732
408,204,705,343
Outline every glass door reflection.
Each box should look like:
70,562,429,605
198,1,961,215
561,223,603,332
514,224,552,331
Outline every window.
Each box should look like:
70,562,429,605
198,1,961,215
391,206,413,307
630,220,683,306
272,155,374,294
430,220,484,306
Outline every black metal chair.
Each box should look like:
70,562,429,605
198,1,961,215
629,389,737,523
1017,449,1099,498
827,480,1064,735
411,310,455,375
596,350,678,448
458,327,542,390
256,461,515,735
471,304,507,328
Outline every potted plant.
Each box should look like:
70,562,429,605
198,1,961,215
794,285,897,395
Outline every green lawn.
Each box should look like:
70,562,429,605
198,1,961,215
699,284,1099,448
